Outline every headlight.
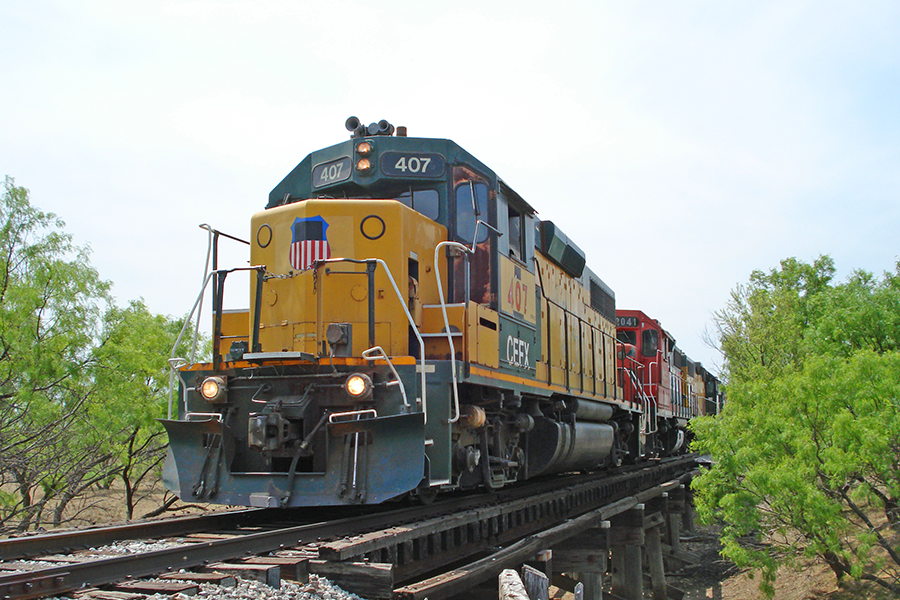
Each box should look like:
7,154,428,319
356,158,372,173
344,373,373,400
356,141,373,156
200,376,227,402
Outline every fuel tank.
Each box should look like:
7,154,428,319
525,417,615,477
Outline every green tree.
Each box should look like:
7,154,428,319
0,176,115,531
692,256,900,596
90,300,188,520
0,177,188,531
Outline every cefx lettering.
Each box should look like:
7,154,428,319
506,335,530,368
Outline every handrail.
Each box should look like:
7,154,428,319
644,349,660,410
328,409,378,423
617,350,658,435
185,412,224,422
167,265,265,419
362,346,411,414
630,368,658,435
317,257,428,422
167,358,188,420
431,220,502,425
167,224,252,420
434,241,472,424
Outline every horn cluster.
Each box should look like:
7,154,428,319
345,116,399,138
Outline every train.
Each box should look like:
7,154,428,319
161,117,722,508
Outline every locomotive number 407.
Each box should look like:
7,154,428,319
508,278,528,315
380,152,445,178
393,156,431,173
312,157,352,189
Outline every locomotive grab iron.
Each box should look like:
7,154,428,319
161,118,722,508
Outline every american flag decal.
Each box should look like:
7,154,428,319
289,216,331,271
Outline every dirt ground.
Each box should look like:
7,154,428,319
667,524,891,600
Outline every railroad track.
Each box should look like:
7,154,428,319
0,455,700,600
0,504,397,561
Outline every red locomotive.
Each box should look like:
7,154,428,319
616,310,722,457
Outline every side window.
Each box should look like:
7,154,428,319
641,329,659,357
507,204,523,261
455,181,489,244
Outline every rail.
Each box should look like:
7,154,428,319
0,456,700,600
0,509,270,562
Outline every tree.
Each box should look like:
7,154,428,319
692,256,900,596
89,300,188,520
0,177,190,531
0,176,114,531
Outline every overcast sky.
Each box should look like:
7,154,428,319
3,1,899,375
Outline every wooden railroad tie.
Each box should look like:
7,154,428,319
108,580,200,596
199,562,281,588
159,572,237,586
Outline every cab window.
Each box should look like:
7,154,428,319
641,329,659,357
395,189,439,220
507,204,523,261
451,170,493,306
454,181,489,244
617,330,637,346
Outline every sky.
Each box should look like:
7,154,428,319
2,0,899,376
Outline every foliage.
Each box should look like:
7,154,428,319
692,256,900,596
0,177,185,531
90,300,188,519
0,176,112,531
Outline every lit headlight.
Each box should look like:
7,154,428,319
344,373,373,400
356,141,373,156
356,158,372,173
200,376,227,402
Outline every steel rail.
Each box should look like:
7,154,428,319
0,507,415,600
0,509,266,561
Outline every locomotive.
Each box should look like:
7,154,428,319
161,117,721,508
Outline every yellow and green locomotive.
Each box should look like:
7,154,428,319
162,118,654,508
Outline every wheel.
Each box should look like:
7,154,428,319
413,487,439,505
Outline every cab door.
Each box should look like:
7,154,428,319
450,166,495,307
497,194,537,376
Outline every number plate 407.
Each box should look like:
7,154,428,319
381,152,445,178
